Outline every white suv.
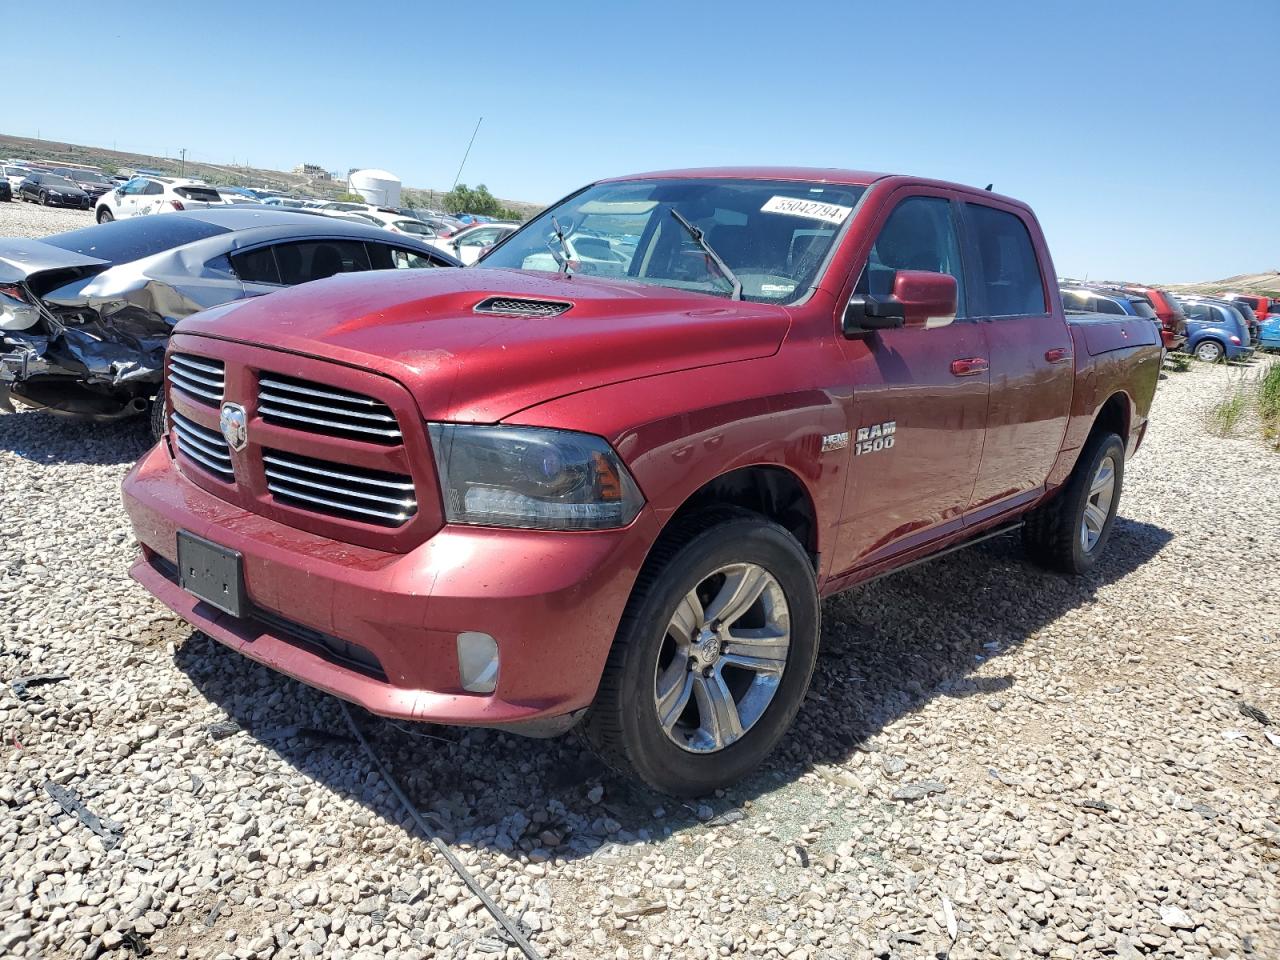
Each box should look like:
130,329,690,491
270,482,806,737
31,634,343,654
95,176,226,222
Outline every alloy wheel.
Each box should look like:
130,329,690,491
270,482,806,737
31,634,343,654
653,562,790,753
1195,341,1222,362
1080,454,1116,553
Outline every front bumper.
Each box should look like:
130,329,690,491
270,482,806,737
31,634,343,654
123,441,657,732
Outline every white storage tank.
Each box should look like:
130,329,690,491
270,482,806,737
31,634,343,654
348,169,402,207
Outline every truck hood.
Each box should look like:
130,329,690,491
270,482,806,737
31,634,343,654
176,267,793,422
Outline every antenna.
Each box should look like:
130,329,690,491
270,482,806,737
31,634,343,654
451,117,483,190
984,183,993,191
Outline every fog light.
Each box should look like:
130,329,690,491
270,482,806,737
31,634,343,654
457,632,499,693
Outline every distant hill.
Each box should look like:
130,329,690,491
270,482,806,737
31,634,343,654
1164,271,1280,297
0,132,542,218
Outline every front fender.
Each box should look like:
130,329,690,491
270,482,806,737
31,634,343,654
504,353,847,582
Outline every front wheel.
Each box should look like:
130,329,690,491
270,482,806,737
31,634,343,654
96,207,114,224
1023,431,1124,575
39,191,49,206
1194,340,1225,363
148,394,166,442
584,509,819,796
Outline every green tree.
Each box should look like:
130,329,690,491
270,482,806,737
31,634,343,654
443,183,503,217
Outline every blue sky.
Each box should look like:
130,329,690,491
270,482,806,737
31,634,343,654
9,0,1278,282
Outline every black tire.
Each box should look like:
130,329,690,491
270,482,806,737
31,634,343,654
1194,339,1225,363
39,191,49,206
1022,431,1124,575
96,206,114,224
584,508,820,796
148,394,166,443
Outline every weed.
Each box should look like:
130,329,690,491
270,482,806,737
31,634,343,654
1203,387,1250,437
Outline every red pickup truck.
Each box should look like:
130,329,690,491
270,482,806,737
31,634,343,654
122,168,1161,796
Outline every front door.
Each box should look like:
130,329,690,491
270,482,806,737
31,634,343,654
833,191,990,574
961,200,1073,521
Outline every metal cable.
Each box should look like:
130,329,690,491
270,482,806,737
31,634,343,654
339,701,544,960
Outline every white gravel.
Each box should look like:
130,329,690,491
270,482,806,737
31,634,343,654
1,201,1278,959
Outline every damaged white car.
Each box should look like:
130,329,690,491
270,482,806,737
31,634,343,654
0,208,460,436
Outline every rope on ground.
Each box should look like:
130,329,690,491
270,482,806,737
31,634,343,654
340,701,544,960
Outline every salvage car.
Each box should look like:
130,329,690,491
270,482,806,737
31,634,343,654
18,172,91,208
1,209,461,435
3,164,31,194
433,222,518,264
122,167,1161,796
1121,284,1187,352
1176,296,1254,362
95,176,226,223
0,179,9,203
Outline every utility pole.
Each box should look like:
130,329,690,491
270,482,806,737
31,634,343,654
451,117,483,191
179,148,187,176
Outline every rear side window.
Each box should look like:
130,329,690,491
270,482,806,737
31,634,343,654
1184,303,1211,322
964,203,1047,316
1094,297,1126,315
1130,300,1156,318
143,180,163,195
366,243,443,270
175,186,223,203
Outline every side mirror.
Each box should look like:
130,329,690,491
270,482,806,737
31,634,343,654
843,270,958,336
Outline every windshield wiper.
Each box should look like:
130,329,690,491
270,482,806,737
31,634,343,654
669,209,742,300
546,216,574,276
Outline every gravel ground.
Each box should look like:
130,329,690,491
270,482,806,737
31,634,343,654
1,201,1278,959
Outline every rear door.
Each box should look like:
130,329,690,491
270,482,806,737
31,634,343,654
962,200,1074,523
832,189,990,573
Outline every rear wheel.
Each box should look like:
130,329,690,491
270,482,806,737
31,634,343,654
584,509,819,796
1022,431,1124,575
96,207,114,224
1194,339,1225,363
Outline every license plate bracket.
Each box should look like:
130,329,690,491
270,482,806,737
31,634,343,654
176,530,246,618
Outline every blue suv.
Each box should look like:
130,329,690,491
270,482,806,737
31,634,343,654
1176,297,1254,362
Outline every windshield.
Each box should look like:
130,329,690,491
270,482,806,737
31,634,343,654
43,176,79,189
481,178,866,303
76,172,110,185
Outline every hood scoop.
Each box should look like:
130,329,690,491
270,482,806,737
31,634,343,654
473,295,573,318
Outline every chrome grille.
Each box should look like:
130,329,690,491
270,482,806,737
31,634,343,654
263,449,416,527
168,353,225,406
257,373,401,444
474,296,572,318
171,410,234,482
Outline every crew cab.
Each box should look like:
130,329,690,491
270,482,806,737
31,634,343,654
122,168,1161,796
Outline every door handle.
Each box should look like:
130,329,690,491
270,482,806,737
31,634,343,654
1045,347,1072,364
950,357,989,377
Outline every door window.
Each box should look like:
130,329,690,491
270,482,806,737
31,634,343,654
366,244,442,270
273,240,372,284
229,246,281,285
142,180,164,195
854,196,967,316
964,203,1047,316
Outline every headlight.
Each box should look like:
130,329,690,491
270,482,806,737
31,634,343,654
428,424,644,530
0,291,40,331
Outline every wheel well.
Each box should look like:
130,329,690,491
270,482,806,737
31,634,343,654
1093,392,1130,444
669,466,818,566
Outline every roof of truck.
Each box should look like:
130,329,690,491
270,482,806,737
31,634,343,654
597,167,1030,209
602,166,890,186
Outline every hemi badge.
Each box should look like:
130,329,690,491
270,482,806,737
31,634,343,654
821,432,850,453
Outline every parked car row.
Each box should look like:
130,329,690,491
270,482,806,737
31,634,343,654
1057,279,1279,362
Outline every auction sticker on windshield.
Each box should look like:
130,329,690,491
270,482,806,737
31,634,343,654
761,196,853,225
